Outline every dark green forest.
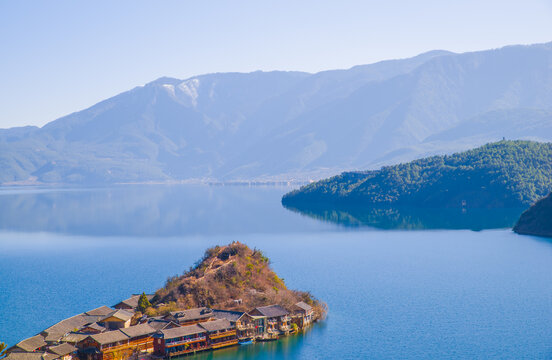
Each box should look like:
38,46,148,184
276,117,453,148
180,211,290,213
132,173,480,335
514,192,552,237
283,141,552,209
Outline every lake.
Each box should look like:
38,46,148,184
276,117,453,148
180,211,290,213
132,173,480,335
1,185,552,359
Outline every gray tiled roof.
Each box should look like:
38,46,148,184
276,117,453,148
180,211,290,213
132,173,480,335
119,324,155,338
84,306,114,317
81,322,106,333
294,301,313,312
116,294,154,309
47,343,76,356
4,353,46,360
199,319,233,332
15,334,46,352
90,330,129,345
42,354,59,360
169,307,213,322
43,314,90,340
160,324,206,339
146,319,174,330
60,333,88,344
252,305,289,318
101,309,133,322
212,309,245,322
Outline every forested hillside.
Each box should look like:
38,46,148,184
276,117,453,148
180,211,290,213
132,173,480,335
514,192,552,237
282,141,552,209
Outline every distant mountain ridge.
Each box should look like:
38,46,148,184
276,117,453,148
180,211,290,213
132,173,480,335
1,42,552,184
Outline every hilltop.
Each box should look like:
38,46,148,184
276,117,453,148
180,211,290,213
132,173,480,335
282,141,552,209
514,192,552,237
149,242,326,319
2,42,552,184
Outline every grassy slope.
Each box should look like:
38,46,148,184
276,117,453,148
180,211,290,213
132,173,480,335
150,242,326,319
283,141,552,209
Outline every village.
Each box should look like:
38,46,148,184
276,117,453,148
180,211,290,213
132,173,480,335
4,294,316,360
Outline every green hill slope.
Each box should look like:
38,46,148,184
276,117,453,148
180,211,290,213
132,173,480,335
514,193,552,237
282,141,552,209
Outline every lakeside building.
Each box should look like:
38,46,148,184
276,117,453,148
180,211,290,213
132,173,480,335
250,305,291,336
5,299,316,360
153,325,208,357
293,301,314,328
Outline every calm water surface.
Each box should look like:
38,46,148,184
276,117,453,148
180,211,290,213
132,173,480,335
1,185,552,359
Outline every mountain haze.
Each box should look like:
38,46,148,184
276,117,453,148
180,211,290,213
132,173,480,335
2,42,552,184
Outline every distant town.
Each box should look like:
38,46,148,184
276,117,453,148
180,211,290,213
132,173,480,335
4,294,316,360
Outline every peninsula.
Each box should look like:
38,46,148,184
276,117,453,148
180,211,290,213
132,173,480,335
514,192,552,237
282,141,552,209
4,242,325,360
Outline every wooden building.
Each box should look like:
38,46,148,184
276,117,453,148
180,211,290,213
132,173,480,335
78,331,131,360
249,305,291,335
77,324,154,360
153,325,208,357
46,343,77,360
98,310,133,330
235,313,266,339
292,301,314,328
199,319,238,349
119,324,156,353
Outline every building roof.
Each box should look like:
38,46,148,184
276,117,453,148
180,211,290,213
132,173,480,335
199,319,233,332
252,305,289,318
15,335,47,352
90,330,129,345
160,324,206,339
119,324,155,338
115,294,154,309
84,306,114,317
81,322,106,333
43,314,90,340
101,309,133,322
4,353,48,360
41,354,59,360
60,333,88,344
146,319,175,331
212,309,245,322
47,343,76,357
169,307,214,322
294,301,313,312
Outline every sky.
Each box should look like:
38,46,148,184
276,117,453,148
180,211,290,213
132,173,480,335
0,0,551,129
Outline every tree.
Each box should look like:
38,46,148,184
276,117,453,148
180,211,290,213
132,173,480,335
137,292,152,313
0,342,7,359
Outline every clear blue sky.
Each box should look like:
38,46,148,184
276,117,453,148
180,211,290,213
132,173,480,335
1,0,551,129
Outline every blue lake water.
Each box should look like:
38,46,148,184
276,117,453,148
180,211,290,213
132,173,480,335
1,185,552,359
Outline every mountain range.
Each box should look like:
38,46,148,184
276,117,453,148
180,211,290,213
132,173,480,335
2,42,552,185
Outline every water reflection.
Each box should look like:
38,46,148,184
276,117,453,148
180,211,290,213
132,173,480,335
282,203,526,230
0,185,335,236
185,325,322,360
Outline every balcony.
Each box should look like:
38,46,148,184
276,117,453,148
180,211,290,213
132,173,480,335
279,325,291,332
211,338,239,349
209,330,236,340
237,324,255,330
169,345,209,356
166,336,206,348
